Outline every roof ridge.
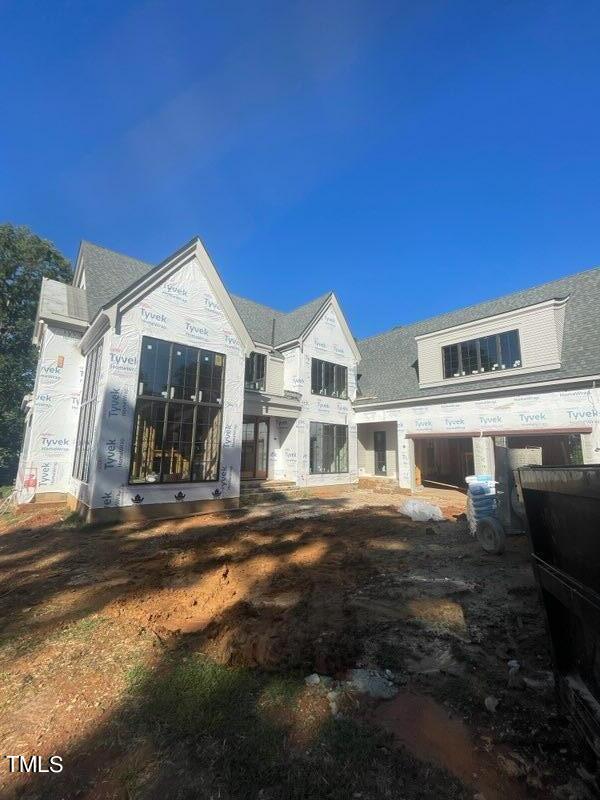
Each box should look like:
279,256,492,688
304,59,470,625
229,293,285,317
231,290,332,318
81,239,153,268
358,263,600,344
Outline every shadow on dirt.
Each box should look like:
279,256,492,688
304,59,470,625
0,496,584,799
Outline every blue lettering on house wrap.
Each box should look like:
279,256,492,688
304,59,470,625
480,415,503,426
41,436,69,449
445,417,465,429
223,424,234,448
104,438,125,469
415,418,432,429
519,412,547,424
164,283,187,298
567,408,600,422
40,462,55,486
110,353,137,371
141,308,167,325
185,321,209,339
41,365,62,376
108,386,129,418
204,295,220,312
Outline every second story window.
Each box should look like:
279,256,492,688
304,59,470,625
443,330,522,379
311,358,348,399
245,352,266,391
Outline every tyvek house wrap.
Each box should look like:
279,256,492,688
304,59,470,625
356,386,600,487
72,256,246,512
15,325,84,503
281,303,359,486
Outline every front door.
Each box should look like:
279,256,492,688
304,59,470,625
374,430,387,476
241,417,269,479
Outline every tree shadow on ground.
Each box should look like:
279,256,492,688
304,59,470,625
0,494,549,800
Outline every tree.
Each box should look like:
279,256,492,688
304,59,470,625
0,224,72,484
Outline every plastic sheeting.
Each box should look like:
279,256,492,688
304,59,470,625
281,305,359,487
75,256,247,512
15,325,84,503
357,387,600,488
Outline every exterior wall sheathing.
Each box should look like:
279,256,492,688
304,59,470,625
356,386,600,489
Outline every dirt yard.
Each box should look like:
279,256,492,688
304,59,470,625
0,488,594,799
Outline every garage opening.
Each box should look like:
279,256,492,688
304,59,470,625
506,433,583,466
414,436,474,490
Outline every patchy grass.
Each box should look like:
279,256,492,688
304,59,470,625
123,653,464,800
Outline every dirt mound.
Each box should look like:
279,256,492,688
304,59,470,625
104,525,373,670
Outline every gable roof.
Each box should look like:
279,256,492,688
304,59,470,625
229,295,284,344
229,292,332,346
76,241,152,319
357,266,600,404
74,240,334,349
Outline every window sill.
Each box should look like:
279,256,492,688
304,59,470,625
128,479,220,487
419,361,561,390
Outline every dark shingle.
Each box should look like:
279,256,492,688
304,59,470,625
79,241,152,318
78,241,332,347
230,292,331,346
357,267,600,403
229,295,284,344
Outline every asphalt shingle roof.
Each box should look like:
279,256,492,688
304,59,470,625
77,242,332,347
74,242,600,401
229,295,284,344
356,267,600,403
80,241,152,319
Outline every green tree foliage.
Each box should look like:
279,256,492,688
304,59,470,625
0,224,72,483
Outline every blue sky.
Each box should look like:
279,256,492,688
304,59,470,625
2,1,600,338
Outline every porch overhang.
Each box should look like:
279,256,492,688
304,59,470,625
243,390,301,419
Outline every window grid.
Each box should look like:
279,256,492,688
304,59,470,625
311,358,348,399
129,336,225,485
442,330,521,379
309,422,349,474
244,352,266,391
73,339,104,483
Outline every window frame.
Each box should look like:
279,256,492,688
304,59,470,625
442,329,522,380
309,422,349,475
128,336,226,485
244,351,267,392
72,338,104,483
311,358,348,399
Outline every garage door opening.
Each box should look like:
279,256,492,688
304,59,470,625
414,437,474,491
506,433,583,466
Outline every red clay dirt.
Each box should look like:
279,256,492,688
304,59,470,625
0,489,592,799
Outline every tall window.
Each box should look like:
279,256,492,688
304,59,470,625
130,336,225,484
245,352,266,391
309,423,348,474
443,330,521,379
311,358,348,399
73,339,104,482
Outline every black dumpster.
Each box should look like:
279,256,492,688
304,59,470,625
517,466,600,761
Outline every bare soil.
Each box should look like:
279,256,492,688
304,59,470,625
0,488,593,799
